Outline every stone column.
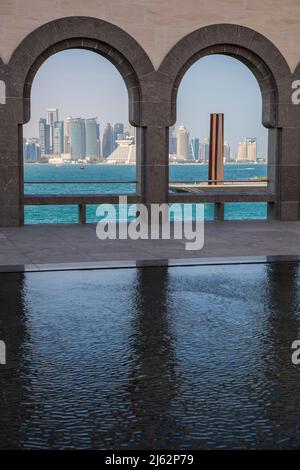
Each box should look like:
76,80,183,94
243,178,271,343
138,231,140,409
142,126,169,205
0,66,23,226
273,72,300,220
138,79,172,205
276,127,300,220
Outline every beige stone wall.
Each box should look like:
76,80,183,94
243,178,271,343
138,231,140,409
0,0,299,71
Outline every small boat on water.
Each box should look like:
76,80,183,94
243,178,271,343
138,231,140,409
80,165,85,170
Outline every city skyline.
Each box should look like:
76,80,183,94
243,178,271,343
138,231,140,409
23,106,138,163
23,49,268,159
24,107,262,164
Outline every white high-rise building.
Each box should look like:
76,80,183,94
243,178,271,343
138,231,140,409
224,140,231,162
237,141,246,161
47,108,58,123
247,138,257,162
237,137,257,162
64,116,72,154
199,138,209,162
177,125,189,160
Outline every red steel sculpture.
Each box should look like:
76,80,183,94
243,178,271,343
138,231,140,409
208,113,224,185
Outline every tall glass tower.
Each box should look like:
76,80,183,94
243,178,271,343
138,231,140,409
70,118,86,160
39,118,50,156
64,116,72,154
102,123,113,159
112,122,124,150
47,108,59,153
192,138,200,160
53,121,64,155
85,118,100,160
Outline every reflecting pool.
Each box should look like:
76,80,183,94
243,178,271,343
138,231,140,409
0,262,300,449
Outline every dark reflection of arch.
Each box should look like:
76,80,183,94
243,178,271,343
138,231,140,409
262,262,300,448
101,266,185,450
0,272,30,449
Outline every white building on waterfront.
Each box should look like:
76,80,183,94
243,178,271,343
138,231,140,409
237,137,257,162
106,137,136,164
177,125,189,160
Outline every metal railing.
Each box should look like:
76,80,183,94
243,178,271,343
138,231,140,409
23,180,139,223
169,178,269,184
24,178,266,185
25,180,137,184
22,178,273,224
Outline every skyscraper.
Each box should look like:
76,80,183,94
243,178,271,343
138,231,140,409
223,140,231,162
53,121,64,154
177,125,188,160
23,138,27,161
64,116,72,154
237,137,257,162
203,138,210,162
246,138,257,162
47,108,59,153
187,134,195,160
70,118,86,160
191,138,200,160
85,118,100,160
25,138,41,162
113,123,124,150
169,125,177,155
102,123,113,159
39,118,50,156
47,108,58,125
126,124,136,142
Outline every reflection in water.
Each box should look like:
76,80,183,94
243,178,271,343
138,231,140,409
0,263,300,449
0,273,30,449
91,267,182,450
122,267,183,449
262,263,300,448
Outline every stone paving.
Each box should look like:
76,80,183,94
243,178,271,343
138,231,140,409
0,220,300,268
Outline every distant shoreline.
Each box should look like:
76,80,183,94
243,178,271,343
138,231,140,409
24,161,267,166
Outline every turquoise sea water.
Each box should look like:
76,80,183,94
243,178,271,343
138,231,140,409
24,163,268,224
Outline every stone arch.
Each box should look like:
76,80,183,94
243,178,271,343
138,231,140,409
0,16,157,226
7,16,154,126
156,24,297,218
158,24,291,128
0,20,299,224
292,60,300,79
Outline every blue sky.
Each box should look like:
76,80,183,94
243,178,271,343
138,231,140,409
24,49,268,158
